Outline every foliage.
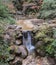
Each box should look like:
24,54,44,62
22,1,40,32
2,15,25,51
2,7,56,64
0,0,15,25
38,0,56,19
0,0,15,65
46,40,56,57
0,0,10,34
34,25,56,57
12,0,42,15
0,35,10,65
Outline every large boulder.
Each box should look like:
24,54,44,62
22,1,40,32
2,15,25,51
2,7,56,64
9,45,28,59
15,45,28,59
16,19,45,31
16,20,35,31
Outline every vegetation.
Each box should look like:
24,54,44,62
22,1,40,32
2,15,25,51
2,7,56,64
34,25,56,57
0,0,15,65
38,0,56,19
12,0,42,15
0,0,56,65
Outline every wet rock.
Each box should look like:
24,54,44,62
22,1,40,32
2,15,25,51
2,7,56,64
35,41,44,48
15,45,28,59
15,40,22,45
11,57,22,65
22,30,28,38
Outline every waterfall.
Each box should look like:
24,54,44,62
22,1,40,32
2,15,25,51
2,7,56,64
23,31,35,53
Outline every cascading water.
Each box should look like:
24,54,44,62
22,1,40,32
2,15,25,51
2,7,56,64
23,31,35,53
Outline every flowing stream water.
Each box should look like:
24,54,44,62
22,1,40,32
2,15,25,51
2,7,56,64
23,31,35,53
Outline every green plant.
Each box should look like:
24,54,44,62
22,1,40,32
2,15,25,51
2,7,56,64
46,40,56,57
0,0,15,24
0,1,15,65
34,26,56,57
0,35,10,65
38,0,56,19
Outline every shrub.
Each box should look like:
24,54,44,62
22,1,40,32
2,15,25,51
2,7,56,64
34,25,56,57
0,1,15,65
38,0,56,19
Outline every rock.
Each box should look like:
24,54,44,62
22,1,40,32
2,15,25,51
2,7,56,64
11,57,22,65
16,33,23,39
6,28,16,37
15,26,22,34
9,45,28,58
15,26,22,31
42,57,51,65
22,30,28,38
48,20,56,24
4,34,11,43
36,49,45,57
23,55,38,65
15,46,21,55
16,19,34,31
35,41,44,48
15,40,22,45
31,19,44,25
23,56,52,65
9,45,16,54
15,45,28,59
47,57,56,65
7,25,17,29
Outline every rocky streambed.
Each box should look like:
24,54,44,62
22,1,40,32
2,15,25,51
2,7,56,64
3,19,56,65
